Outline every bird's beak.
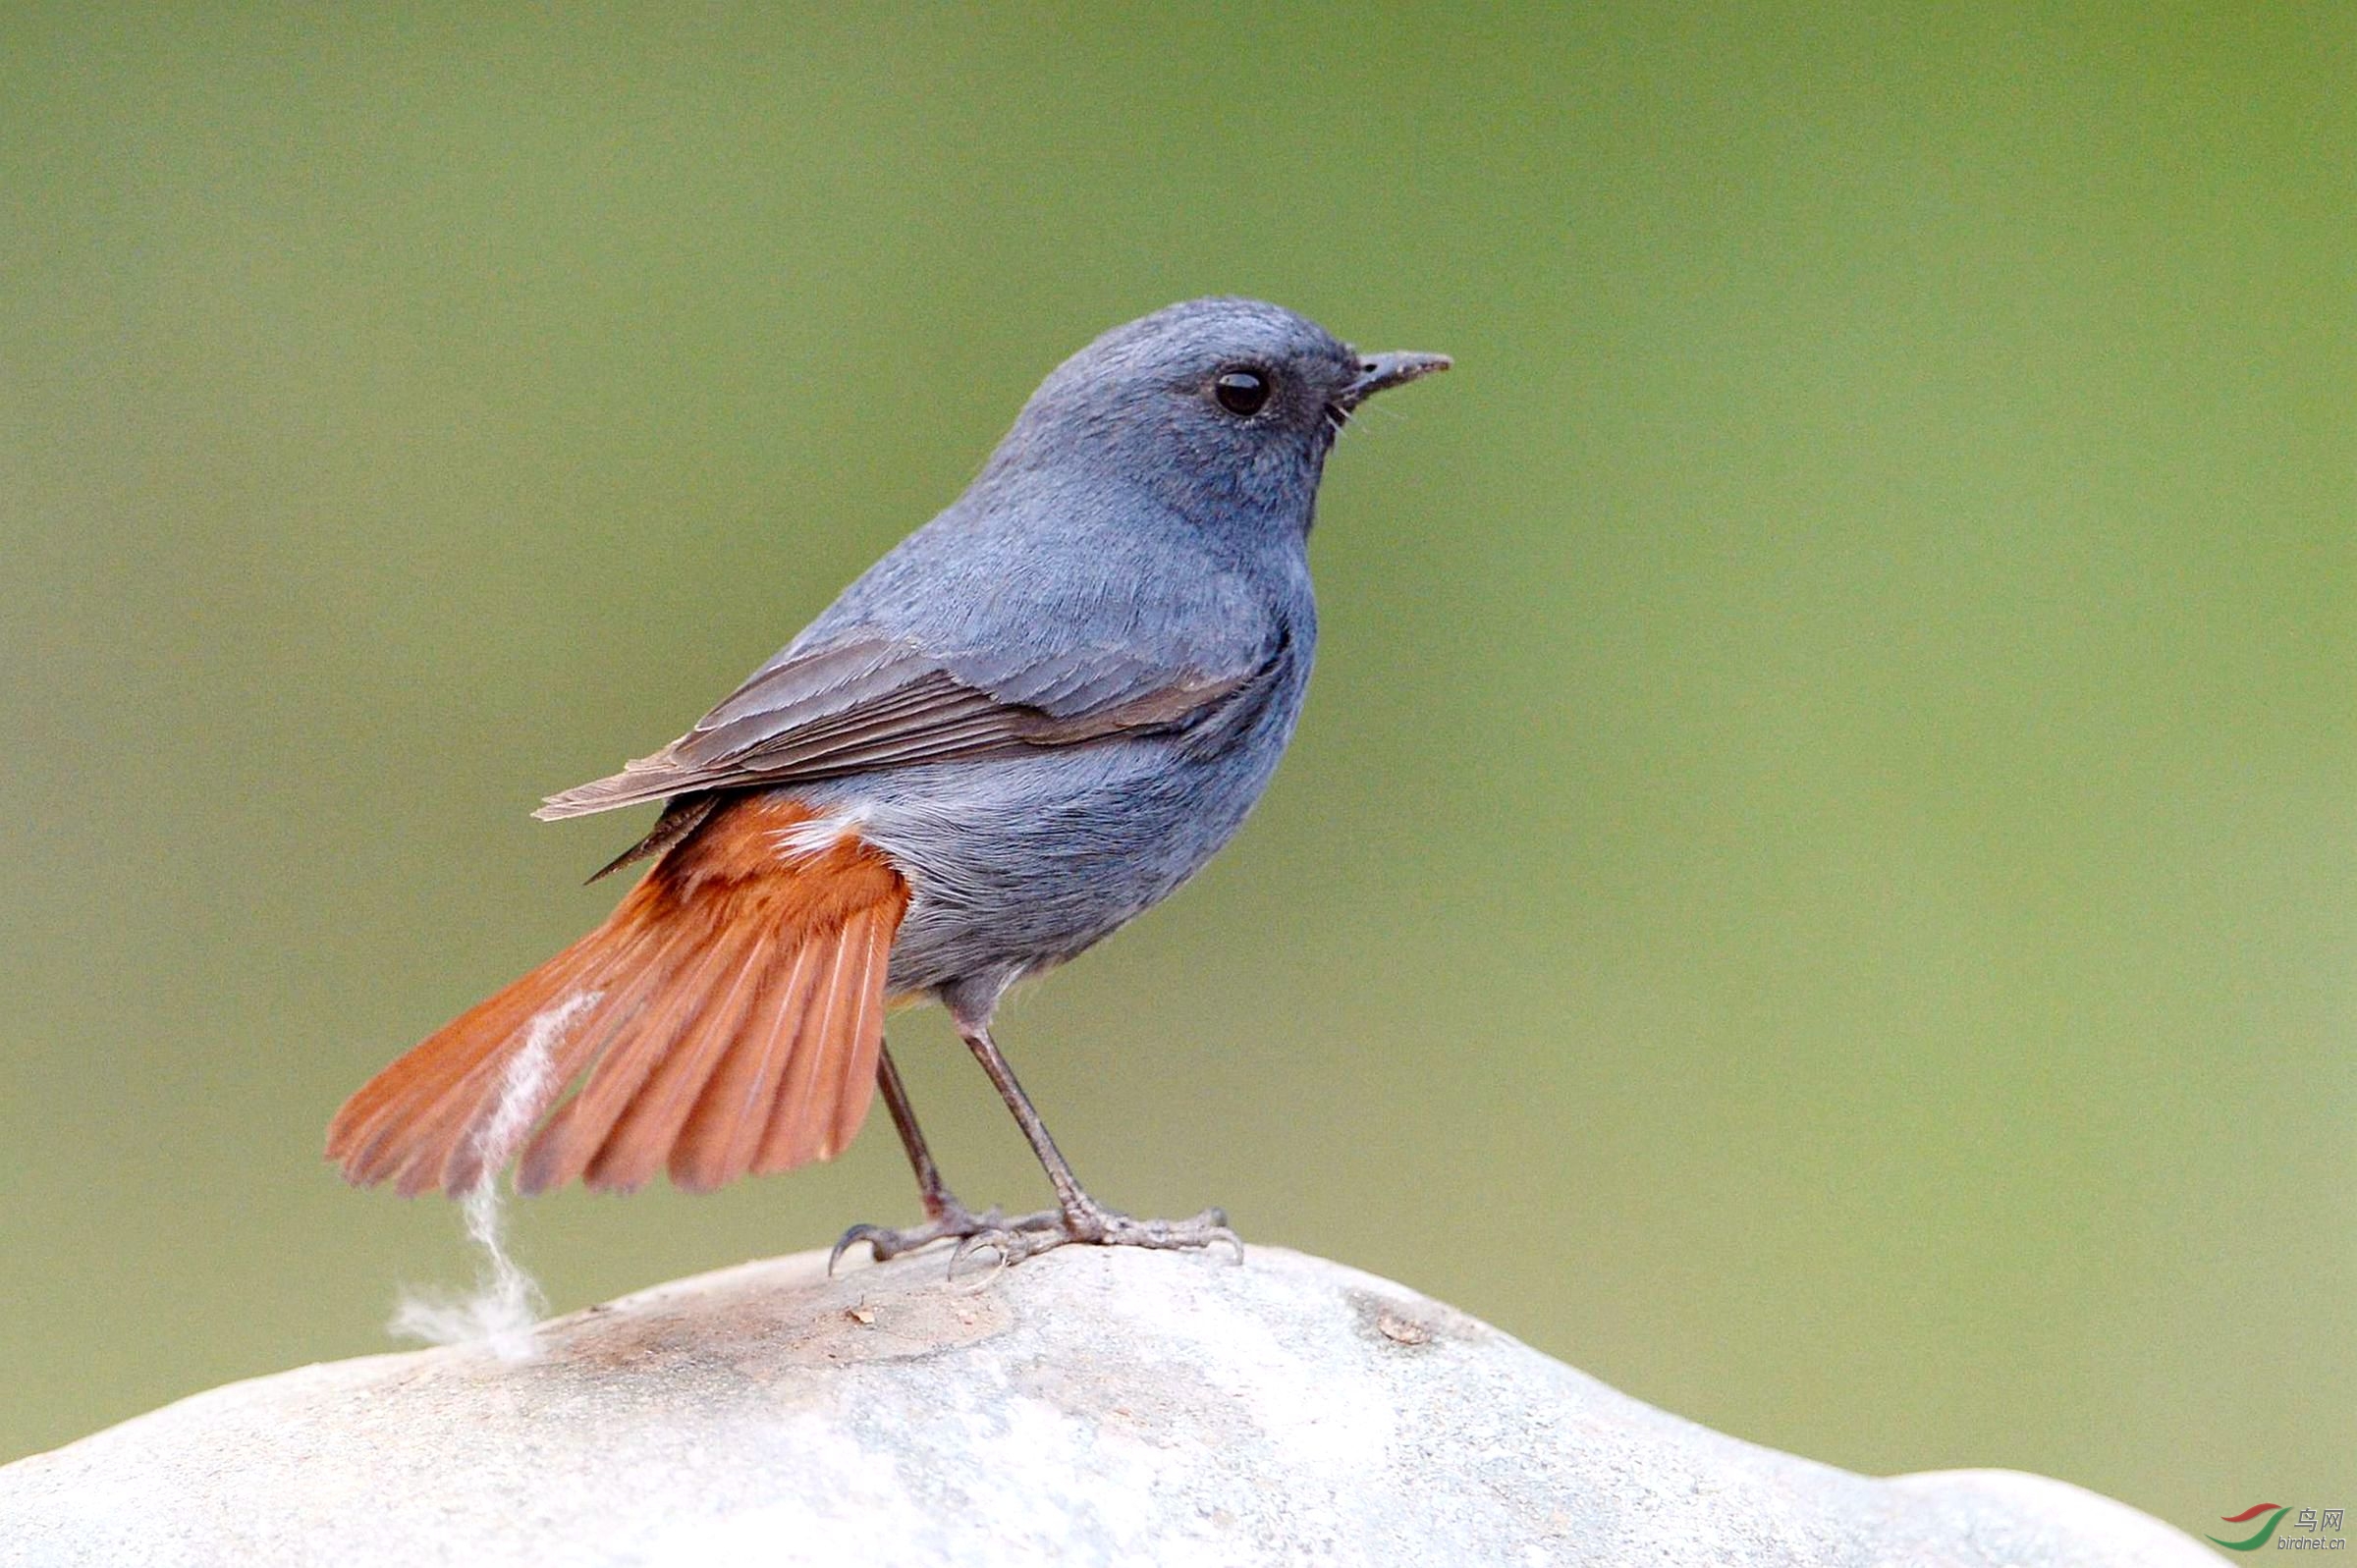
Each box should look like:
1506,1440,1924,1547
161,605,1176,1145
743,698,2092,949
1338,350,1452,410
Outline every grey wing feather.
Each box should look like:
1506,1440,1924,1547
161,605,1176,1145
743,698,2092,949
536,631,1260,820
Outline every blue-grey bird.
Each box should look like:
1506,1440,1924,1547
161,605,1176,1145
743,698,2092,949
328,297,1450,1267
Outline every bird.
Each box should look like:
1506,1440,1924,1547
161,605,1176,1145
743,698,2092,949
327,297,1450,1270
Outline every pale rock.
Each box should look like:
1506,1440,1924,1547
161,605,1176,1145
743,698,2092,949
0,1245,2209,1566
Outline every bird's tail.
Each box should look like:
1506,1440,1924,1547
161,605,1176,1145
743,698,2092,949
327,797,909,1197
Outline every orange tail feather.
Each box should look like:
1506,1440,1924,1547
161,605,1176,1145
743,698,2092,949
327,797,909,1197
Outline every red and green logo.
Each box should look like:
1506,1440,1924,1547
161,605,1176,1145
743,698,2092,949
2209,1503,2289,1551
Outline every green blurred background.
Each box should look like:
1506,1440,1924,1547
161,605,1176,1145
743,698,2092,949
2,1,2347,1536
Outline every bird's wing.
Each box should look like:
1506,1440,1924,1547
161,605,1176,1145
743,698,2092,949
536,629,1270,820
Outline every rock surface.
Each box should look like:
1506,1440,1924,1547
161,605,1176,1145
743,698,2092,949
0,1245,2208,1567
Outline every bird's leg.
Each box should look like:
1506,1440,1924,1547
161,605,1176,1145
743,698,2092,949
829,1039,1057,1272
876,1040,961,1223
945,1017,1241,1272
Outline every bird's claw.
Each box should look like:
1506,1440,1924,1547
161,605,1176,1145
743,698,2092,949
947,1227,1017,1282
827,1222,895,1276
948,1203,1244,1273
1076,1205,1242,1266
832,1200,1243,1277
828,1203,1056,1275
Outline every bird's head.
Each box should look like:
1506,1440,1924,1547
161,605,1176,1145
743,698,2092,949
991,297,1449,533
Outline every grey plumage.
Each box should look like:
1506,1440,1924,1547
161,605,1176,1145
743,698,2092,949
327,293,1433,1225
546,297,1446,1017
331,295,1445,1241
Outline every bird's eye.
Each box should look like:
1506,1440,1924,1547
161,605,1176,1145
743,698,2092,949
1213,369,1271,416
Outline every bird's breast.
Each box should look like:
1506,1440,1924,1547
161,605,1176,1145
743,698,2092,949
793,692,1301,997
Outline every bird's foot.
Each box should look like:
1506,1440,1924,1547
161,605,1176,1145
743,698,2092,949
946,1200,1243,1277
829,1201,1061,1274
834,1195,1243,1278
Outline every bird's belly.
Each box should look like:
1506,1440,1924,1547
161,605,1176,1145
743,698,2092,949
792,738,1282,998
